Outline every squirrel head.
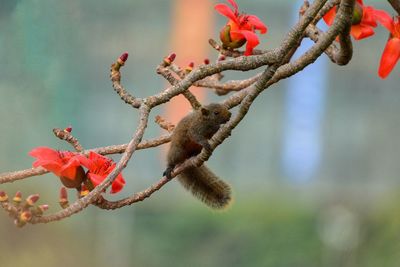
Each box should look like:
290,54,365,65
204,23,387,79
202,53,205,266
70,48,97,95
200,103,231,124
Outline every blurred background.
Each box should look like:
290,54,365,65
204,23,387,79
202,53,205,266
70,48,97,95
1,0,400,266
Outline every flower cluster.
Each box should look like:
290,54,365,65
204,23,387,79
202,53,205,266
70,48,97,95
215,0,267,56
321,0,399,78
29,147,125,194
323,0,381,40
214,0,399,78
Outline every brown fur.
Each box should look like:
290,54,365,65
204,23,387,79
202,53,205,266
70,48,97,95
164,103,232,209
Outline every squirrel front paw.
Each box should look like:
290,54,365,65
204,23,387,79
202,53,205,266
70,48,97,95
163,166,174,179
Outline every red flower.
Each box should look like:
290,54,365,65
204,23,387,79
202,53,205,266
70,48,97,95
215,0,267,55
29,147,86,189
377,15,400,78
78,152,125,194
323,0,384,40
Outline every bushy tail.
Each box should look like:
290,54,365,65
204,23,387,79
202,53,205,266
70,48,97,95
178,165,232,209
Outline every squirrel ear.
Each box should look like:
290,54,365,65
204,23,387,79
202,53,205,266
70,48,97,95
201,107,210,116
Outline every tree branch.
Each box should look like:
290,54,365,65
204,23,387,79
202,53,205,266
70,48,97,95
388,0,400,15
0,0,364,226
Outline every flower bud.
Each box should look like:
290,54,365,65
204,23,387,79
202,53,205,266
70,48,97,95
163,53,176,66
60,187,68,200
219,24,246,49
39,204,49,212
204,58,210,65
80,189,89,197
33,204,49,216
25,194,40,206
20,210,32,222
352,2,363,25
13,191,22,204
59,187,69,209
64,126,72,133
119,52,129,63
185,62,195,73
59,200,69,209
0,191,8,202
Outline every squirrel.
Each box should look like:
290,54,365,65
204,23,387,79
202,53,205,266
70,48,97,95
164,103,232,209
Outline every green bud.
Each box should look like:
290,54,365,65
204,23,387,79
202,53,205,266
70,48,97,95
219,24,246,49
352,2,363,25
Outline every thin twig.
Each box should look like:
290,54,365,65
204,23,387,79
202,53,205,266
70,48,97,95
312,0,341,24
208,39,269,57
195,73,261,92
93,177,170,209
154,116,175,132
156,62,202,109
304,24,339,61
53,128,83,152
110,57,142,108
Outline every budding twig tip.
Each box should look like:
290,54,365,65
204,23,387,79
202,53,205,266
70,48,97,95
0,191,8,202
169,53,176,61
65,126,72,133
13,191,22,203
119,52,129,62
26,194,40,206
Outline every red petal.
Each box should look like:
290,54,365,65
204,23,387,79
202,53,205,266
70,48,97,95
247,15,268,34
75,154,91,170
215,3,238,24
232,30,260,56
111,174,126,194
361,6,377,27
33,161,63,176
87,173,105,187
29,147,60,161
89,152,108,165
356,0,363,5
374,9,394,33
378,38,400,78
323,7,336,26
227,0,238,13
61,151,77,160
77,153,95,170
350,24,374,40
229,28,244,42
59,157,81,180
60,167,77,181
79,151,107,171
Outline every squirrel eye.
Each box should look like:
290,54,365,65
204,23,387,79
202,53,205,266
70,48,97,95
214,111,220,115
